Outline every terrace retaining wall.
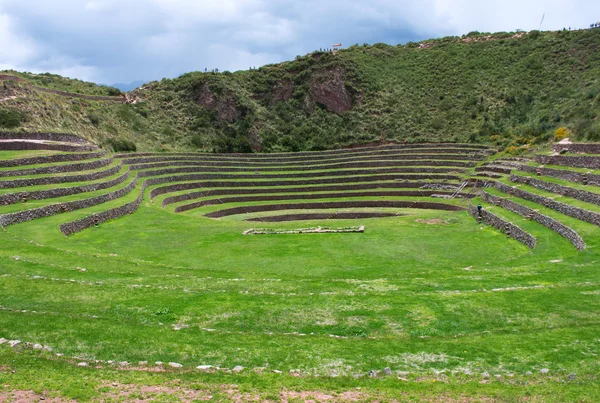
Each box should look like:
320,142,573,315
247,212,400,222
157,182,463,206
174,190,469,212
0,151,106,168
0,141,96,152
0,163,122,189
535,155,600,169
123,153,476,167
129,160,470,172
115,143,491,159
0,132,89,144
494,181,600,227
518,165,600,186
510,174,600,206
552,143,600,154
0,157,113,178
204,200,465,218
59,191,143,236
0,179,137,227
468,203,536,249
481,192,585,250
0,171,130,206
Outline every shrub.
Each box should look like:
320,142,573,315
105,138,137,152
106,87,122,96
87,113,101,127
0,109,24,128
554,127,571,141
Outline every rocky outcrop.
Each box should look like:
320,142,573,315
192,82,241,122
309,66,353,114
272,80,294,101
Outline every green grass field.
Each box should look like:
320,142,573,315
1,201,600,401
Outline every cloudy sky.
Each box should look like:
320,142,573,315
1,0,599,87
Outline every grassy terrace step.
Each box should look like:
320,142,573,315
133,169,462,183
128,160,470,172
485,187,598,247
0,140,97,152
118,147,492,162
173,190,472,213
475,198,573,252
509,174,600,206
0,151,105,168
0,150,70,162
157,182,463,207
496,177,600,215
202,200,466,219
120,151,487,166
515,170,600,190
0,157,112,177
122,153,480,168
115,143,492,159
0,162,123,190
0,170,131,206
0,177,138,226
480,191,586,251
518,164,600,186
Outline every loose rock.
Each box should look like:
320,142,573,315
0,338,7,344
232,366,244,372
8,340,21,347
196,365,213,370
383,367,393,375
168,362,183,368
540,368,550,375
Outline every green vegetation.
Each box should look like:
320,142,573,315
2,29,600,152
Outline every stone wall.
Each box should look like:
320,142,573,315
0,131,89,144
510,174,600,206
0,141,96,152
467,203,536,249
116,143,491,160
0,163,122,189
246,212,400,222
0,157,113,178
552,143,600,154
494,181,600,227
123,153,477,168
535,155,600,169
174,190,469,213
518,165,600,186
481,192,585,250
59,191,143,236
157,182,465,206
204,200,465,218
129,159,471,172
0,179,137,228
0,151,106,168
0,171,129,206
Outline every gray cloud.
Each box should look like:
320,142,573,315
0,0,599,85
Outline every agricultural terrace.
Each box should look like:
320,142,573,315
0,132,599,401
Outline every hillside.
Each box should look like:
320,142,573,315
1,28,600,152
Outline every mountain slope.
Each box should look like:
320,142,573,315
1,28,600,152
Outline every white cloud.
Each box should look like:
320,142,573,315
1,0,600,84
